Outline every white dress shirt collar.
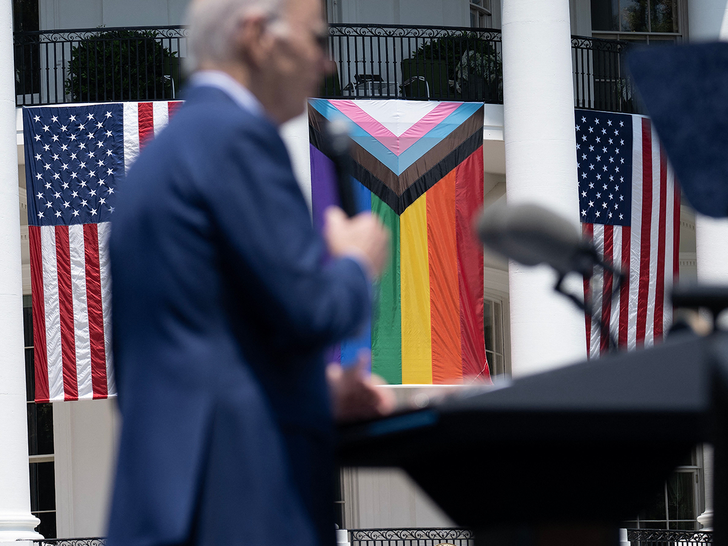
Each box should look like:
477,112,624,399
188,70,266,119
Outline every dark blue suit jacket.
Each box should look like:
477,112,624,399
106,85,370,546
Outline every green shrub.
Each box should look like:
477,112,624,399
65,29,177,102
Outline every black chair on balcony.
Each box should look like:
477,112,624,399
342,74,396,99
401,76,431,100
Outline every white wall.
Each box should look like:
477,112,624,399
343,468,453,528
39,0,190,30
53,400,120,538
570,0,592,36
337,0,468,27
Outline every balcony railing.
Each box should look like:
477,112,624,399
13,24,637,113
14,26,187,106
25,529,714,546
627,529,714,546
572,35,639,114
324,24,503,103
349,528,475,545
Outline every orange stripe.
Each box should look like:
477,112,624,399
427,170,462,383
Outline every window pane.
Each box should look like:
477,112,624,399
639,484,667,521
484,301,493,351
650,0,678,33
591,0,619,31
494,301,503,353
668,472,696,521
28,403,54,456
621,0,648,32
25,348,34,401
29,462,55,512
23,303,33,347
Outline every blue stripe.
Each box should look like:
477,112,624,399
352,175,372,212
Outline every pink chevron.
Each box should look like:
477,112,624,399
332,100,462,156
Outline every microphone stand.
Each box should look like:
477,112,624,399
552,243,626,354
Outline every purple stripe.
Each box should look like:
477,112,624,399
310,144,340,235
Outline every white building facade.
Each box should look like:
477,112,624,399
0,0,718,540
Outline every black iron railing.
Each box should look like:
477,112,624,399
324,24,503,103
349,528,475,546
14,26,187,106
627,529,713,546
30,539,105,546
571,35,640,114
14,24,636,112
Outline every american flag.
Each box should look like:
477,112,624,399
24,101,180,402
576,109,680,358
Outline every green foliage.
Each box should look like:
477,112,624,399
65,29,177,102
411,32,501,80
409,32,502,101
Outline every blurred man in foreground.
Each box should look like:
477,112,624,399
106,0,391,544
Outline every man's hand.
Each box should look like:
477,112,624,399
327,352,396,423
324,207,389,278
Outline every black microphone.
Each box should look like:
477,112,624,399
476,203,599,277
324,118,358,218
477,202,625,352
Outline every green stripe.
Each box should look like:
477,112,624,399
371,197,402,385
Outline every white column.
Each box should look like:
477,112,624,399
501,0,586,377
0,0,41,540
688,0,728,42
697,445,714,530
688,2,728,532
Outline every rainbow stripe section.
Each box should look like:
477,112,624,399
309,99,488,385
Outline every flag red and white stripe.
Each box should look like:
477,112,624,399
25,101,181,401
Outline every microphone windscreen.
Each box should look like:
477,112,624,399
477,203,582,274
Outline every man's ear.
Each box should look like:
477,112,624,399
233,13,272,68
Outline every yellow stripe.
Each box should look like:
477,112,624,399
400,194,432,384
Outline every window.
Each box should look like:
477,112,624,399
24,295,57,538
484,296,508,377
591,0,682,43
470,0,492,29
13,0,41,98
624,447,704,530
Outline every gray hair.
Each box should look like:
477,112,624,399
185,0,287,73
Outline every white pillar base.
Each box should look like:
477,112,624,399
697,509,713,531
0,514,43,541
336,528,350,546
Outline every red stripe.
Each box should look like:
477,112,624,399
636,119,653,347
55,226,78,400
619,226,631,347
455,148,488,380
138,102,155,150
582,223,594,357
84,224,107,398
673,181,681,280
600,225,614,354
168,101,183,118
29,226,50,403
428,170,462,383
654,145,668,340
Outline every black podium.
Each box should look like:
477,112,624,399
339,332,721,546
